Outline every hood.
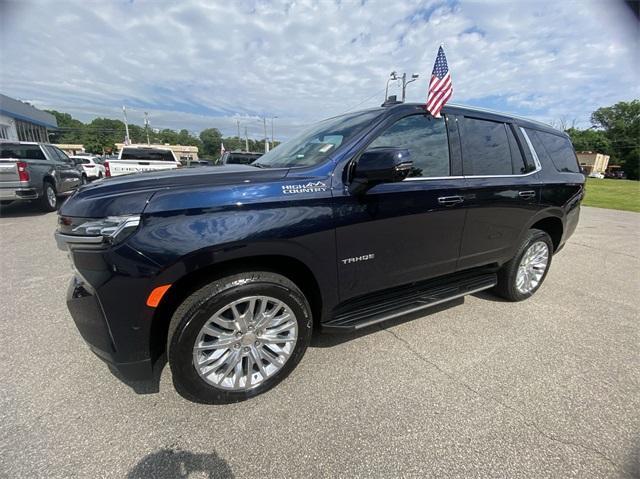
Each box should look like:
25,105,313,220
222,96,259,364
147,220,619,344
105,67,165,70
59,165,289,218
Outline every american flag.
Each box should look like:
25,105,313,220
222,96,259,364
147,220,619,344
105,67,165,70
426,46,452,118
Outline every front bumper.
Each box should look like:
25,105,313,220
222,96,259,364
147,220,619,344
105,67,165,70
66,276,154,381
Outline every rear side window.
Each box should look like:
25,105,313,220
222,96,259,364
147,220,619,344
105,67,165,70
121,148,176,161
459,117,513,175
0,144,46,160
367,115,450,177
529,130,580,173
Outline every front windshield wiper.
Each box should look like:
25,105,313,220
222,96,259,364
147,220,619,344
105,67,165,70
251,162,270,168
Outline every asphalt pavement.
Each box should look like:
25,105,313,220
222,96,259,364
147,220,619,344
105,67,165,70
0,203,638,478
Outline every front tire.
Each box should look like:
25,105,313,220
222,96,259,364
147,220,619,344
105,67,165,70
39,181,58,212
167,271,313,404
494,229,553,301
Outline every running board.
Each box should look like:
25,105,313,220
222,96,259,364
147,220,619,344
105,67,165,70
323,273,497,331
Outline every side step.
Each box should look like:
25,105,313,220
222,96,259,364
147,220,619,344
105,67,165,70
323,273,497,331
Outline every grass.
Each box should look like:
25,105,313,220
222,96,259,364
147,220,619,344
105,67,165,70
583,178,640,212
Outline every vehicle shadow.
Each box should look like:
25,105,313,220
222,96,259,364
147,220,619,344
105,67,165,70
127,447,234,479
471,290,510,303
0,200,53,218
311,298,464,348
108,353,167,395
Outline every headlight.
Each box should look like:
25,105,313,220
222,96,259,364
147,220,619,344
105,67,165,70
71,215,141,244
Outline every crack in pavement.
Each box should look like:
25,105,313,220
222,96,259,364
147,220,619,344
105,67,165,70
379,325,628,476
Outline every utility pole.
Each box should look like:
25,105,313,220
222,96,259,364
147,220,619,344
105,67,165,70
244,126,249,152
236,120,241,148
263,117,269,153
122,106,130,145
144,112,150,145
271,116,277,147
401,73,420,102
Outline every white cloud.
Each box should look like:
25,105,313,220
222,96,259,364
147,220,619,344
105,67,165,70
1,0,637,139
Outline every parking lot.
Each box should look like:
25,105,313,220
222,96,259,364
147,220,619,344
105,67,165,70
0,204,638,478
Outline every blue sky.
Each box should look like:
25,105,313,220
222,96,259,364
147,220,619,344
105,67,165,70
1,0,638,140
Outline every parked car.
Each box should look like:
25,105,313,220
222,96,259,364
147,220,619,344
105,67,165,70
588,172,605,179
0,141,83,211
70,156,106,180
219,150,262,165
104,145,181,177
55,103,584,403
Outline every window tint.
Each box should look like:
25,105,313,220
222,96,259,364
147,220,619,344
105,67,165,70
505,126,527,174
121,148,176,161
367,115,450,177
0,144,46,160
460,117,512,175
532,130,580,173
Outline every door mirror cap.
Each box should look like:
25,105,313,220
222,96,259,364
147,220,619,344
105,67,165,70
349,147,412,195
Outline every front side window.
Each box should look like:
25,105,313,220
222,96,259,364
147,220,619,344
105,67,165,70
54,148,72,163
367,115,450,178
460,117,513,176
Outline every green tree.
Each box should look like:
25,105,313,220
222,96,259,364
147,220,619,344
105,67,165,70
81,118,126,154
591,100,640,180
199,128,223,158
566,128,612,154
45,110,85,144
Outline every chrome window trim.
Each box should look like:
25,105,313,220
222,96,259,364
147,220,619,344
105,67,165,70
519,127,542,171
402,127,542,182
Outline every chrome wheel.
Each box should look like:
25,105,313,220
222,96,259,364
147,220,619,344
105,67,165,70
193,296,298,391
46,185,56,208
516,241,549,294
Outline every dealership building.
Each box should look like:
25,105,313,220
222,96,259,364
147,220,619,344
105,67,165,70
0,93,57,142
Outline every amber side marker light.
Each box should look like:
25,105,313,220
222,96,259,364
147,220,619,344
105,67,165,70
146,284,172,308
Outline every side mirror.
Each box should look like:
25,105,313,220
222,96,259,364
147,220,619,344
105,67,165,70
349,147,412,195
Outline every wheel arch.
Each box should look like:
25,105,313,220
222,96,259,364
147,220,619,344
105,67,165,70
149,254,324,363
530,216,563,252
42,174,57,194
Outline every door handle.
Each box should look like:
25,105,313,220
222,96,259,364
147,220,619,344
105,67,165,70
518,190,536,199
437,195,464,206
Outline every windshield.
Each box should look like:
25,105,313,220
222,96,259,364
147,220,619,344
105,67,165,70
253,109,382,168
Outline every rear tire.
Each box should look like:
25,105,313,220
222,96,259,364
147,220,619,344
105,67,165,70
167,271,313,404
39,181,58,212
494,229,553,301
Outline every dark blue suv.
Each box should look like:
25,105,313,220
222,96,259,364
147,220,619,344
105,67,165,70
55,103,584,403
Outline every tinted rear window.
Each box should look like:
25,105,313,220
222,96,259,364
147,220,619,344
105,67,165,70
460,117,513,175
0,144,46,160
225,153,261,164
530,130,580,173
121,148,175,161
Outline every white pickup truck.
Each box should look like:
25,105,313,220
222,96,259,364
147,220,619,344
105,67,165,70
105,146,181,177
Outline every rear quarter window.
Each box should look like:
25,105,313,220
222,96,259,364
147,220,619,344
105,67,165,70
528,130,580,173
